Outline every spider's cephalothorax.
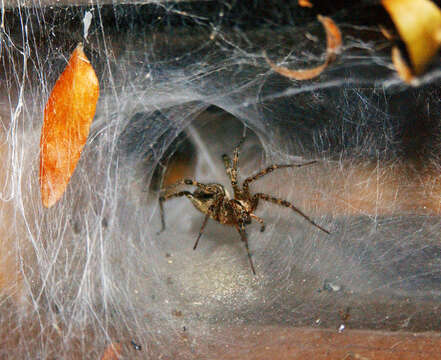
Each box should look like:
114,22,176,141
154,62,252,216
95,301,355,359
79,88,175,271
159,137,329,274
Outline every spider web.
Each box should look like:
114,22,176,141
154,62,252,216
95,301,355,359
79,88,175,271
0,0,441,358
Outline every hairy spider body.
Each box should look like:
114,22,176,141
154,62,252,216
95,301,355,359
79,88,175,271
159,138,329,274
191,186,254,225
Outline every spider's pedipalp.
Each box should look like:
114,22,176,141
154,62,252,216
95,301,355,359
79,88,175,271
160,179,214,195
253,192,330,234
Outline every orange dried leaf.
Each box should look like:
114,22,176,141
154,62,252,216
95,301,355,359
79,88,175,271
318,15,342,57
265,54,328,80
265,15,342,80
101,343,123,360
298,0,313,8
40,43,99,208
382,0,441,75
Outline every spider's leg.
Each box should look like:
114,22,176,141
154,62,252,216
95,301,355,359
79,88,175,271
193,213,210,250
232,136,246,188
222,154,240,195
159,191,195,232
222,152,232,170
161,179,215,195
235,223,256,275
222,137,246,195
222,153,234,180
159,196,166,232
243,161,317,194
253,193,330,234
232,136,245,173
250,213,266,232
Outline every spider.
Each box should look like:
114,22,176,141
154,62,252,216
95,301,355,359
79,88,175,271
159,137,329,274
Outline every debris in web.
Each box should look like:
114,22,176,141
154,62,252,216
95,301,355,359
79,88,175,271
101,342,123,360
298,0,313,8
264,15,342,80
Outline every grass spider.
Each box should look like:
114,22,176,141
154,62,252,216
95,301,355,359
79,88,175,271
159,137,329,274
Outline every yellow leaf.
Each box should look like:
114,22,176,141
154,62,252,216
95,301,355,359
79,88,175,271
382,0,441,75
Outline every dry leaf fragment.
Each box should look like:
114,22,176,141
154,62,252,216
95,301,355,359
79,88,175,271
40,43,99,208
382,0,441,76
265,15,342,80
391,46,414,83
298,0,313,8
265,54,329,80
318,15,342,58
379,25,395,41
101,343,123,360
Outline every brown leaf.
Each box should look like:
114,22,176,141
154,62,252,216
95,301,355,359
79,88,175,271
382,0,441,75
265,15,342,80
40,43,99,208
101,343,123,360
